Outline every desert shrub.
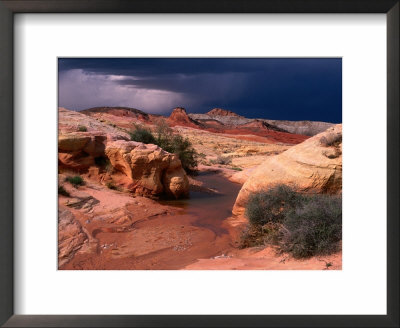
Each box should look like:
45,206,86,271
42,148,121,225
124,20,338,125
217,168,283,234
58,185,70,197
239,222,281,249
129,125,156,144
168,134,198,173
106,181,118,190
128,119,198,174
279,195,342,258
105,162,114,173
155,119,198,173
77,125,87,132
245,185,304,226
231,167,242,171
243,185,342,258
154,118,174,150
65,175,84,187
322,149,341,159
210,156,232,165
320,133,342,147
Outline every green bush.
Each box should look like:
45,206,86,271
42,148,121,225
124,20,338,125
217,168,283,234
106,181,118,190
243,185,342,258
58,185,70,197
130,119,198,174
245,185,304,226
129,125,156,144
167,134,198,173
154,118,174,150
77,125,87,132
65,175,84,187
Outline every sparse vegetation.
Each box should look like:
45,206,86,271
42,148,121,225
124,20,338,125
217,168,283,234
320,132,342,147
241,185,342,258
210,156,232,165
106,181,118,190
105,162,114,174
129,124,156,144
77,125,87,132
58,185,70,197
231,167,242,171
65,175,85,187
323,149,341,159
130,119,198,174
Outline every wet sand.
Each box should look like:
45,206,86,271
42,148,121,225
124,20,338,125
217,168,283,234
60,173,243,270
59,172,341,270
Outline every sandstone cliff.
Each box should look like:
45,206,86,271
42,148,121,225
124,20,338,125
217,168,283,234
233,124,342,214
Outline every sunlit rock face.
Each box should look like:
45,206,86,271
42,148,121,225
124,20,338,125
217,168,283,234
105,140,189,199
233,124,342,214
58,107,189,199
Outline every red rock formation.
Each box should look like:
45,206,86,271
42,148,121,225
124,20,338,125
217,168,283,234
168,107,203,128
239,119,287,132
58,108,190,199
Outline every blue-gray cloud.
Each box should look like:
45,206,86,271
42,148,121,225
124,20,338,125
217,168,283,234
58,58,342,122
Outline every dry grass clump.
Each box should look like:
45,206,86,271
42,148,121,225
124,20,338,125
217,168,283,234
320,132,342,147
210,156,232,165
241,185,342,258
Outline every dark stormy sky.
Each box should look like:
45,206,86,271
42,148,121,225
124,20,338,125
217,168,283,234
58,58,342,123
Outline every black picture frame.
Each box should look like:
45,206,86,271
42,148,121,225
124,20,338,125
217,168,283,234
0,1,398,327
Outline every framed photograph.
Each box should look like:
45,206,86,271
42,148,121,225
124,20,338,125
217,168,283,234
1,0,398,327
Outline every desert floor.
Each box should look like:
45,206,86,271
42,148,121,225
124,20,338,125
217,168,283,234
59,126,341,270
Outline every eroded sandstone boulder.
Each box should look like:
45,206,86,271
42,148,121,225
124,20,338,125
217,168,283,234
105,140,189,198
58,132,107,170
58,206,88,266
58,108,190,199
233,124,342,214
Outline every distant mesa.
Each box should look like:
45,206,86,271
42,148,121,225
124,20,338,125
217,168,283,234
240,119,287,133
78,105,334,140
262,119,334,137
207,108,243,117
81,106,150,121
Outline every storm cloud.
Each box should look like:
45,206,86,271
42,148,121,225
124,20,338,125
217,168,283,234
58,58,342,123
